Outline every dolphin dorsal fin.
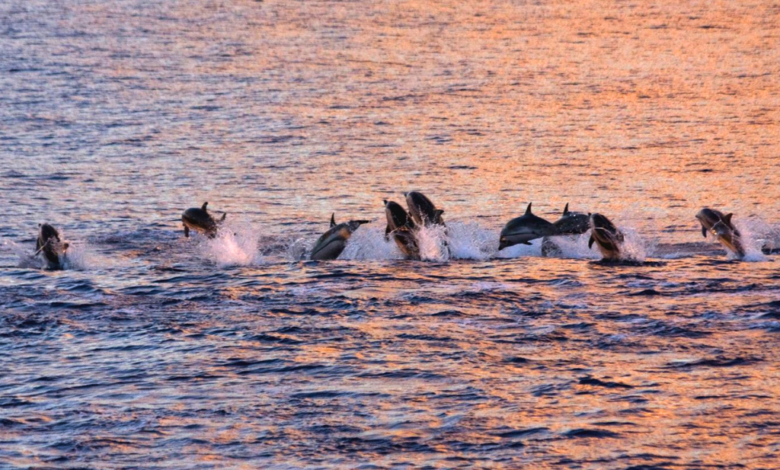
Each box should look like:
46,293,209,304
525,203,532,215
330,213,336,228
434,209,444,217
724,213,733,225
201,202,208,211
563,203,569,215
383,199,388,206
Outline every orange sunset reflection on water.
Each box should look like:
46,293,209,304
1,0,780,468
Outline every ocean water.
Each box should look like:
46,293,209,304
1,0,780,468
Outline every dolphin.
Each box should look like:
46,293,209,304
498,203,559,250
385,200,415,238
182,202,226,238
588,213,624,260
35,223,69,269
695,207,745,258
405,191,445,227
384,200,420,260
310,214,370,261
553,203,591,235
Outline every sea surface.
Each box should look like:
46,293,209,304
2,0,780,468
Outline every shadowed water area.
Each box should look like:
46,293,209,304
2,0,780,468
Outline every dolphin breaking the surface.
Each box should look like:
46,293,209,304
310,214,370,261
499,203,559,250
695,207,745,258
182,202,226,238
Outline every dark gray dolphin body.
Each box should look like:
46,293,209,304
310,214,370,261
182,202,226,238
384,200,420,260
36,223,69,269
695,207,745,258
405,191,445,227
588,213,624,260
553,203,590,235
499,203,559,250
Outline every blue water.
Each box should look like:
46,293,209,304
2,0,780,468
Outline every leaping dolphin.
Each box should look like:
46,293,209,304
695,207,745,258
588,213,624,260
35,223,69,269
384,200,420,260
182,202,226,238
553,203,591,235
405,191,445,227
310,214,370,261
499,203,559,250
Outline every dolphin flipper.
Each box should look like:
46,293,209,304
588,235,594,249
184,225,190,238
220,213,227,222
521,241,532,245
701,224,707,238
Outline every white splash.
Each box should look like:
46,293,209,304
60,242,110,270
445,221,497,261
539,234,601,260
2,233,108,271
416,224,451,261
732,218,768,262
339,226,403,261
198,219,265,267
618,225,652,262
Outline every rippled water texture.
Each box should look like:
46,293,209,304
2,0,780,468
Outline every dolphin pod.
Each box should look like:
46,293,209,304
28,198,769,269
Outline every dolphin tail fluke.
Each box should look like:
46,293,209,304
330,213,336,228
184,225,190,238
563,203,569,215
201,202,208,211
588,235,595,249
525,202,532,215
